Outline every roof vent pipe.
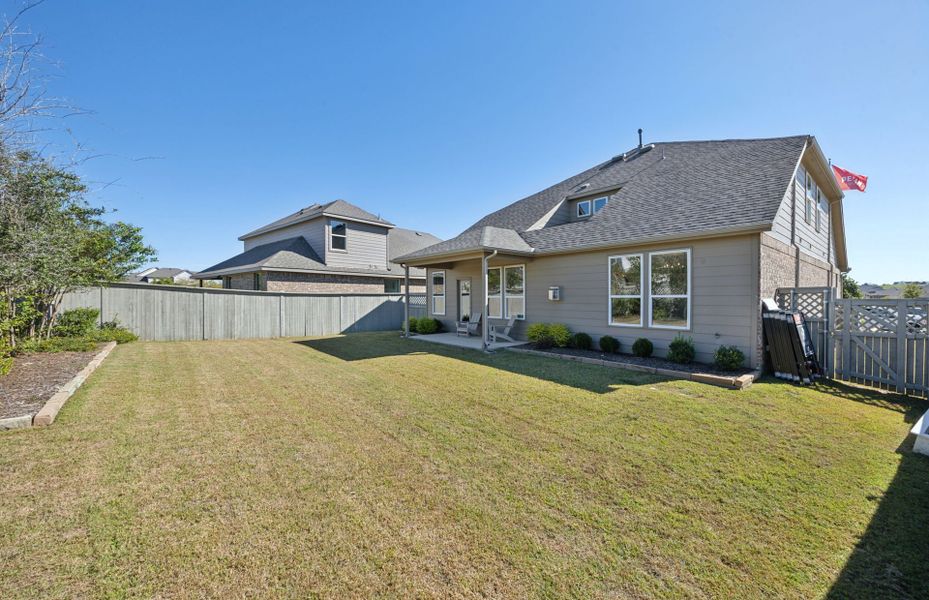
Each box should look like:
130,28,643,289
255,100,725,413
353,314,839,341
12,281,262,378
637,128,643,149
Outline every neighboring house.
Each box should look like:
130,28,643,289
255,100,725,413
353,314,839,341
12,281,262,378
194,199,441,293
861,282,929,299
125,267,194,284
396,135,849,368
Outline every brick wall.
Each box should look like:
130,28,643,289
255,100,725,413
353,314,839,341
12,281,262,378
265,272,382,293
760,233,839,298
228,273,259,290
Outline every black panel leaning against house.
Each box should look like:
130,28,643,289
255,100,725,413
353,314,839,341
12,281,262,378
194,199,441,294
395,135,849,368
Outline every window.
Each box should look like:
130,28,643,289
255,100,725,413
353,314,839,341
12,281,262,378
608,254,643,326
576,199,591,218
253,273,261,290
330,219,347,251
431,271,445,315
593,196,608,213
649,249,690,329
814,188,822,232
486,267,502,318
805,176,815,225
504,265,525,319
384,279,400,293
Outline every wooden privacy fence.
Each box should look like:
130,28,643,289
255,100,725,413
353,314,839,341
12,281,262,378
61,283,428,341
776,288,928,398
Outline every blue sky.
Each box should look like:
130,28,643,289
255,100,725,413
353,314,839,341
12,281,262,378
20,0,929,283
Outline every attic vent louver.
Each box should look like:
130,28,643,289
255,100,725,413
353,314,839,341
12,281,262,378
621,143,655,162
573,183,591,193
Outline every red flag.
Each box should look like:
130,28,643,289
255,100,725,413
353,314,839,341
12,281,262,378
832,164,867,192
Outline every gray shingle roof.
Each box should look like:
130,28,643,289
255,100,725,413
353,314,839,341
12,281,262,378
144,268,191,278
397,136,810,261
387,228,442,275
239,199,394,240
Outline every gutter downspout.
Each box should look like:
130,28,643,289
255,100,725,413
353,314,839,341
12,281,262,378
481,250,498,352
403,264,410,338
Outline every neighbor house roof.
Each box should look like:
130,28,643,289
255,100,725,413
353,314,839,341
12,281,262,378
397,135,843,264
144,268,191,278
195,227,439,280
239,199,394,241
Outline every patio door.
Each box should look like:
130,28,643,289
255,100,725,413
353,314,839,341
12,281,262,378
458,279,471,320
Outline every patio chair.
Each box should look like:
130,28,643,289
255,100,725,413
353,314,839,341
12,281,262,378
456,312,482,337
491,316,517,343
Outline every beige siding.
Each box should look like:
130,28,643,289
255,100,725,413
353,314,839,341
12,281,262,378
427,235,761,367
325,219,389,271
243,218,327,258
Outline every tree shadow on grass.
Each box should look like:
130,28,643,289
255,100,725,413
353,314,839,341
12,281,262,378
821,382,929,599
294,333,665,394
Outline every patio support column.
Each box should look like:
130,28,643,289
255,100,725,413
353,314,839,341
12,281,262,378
403,264,410,338
481,250,497,352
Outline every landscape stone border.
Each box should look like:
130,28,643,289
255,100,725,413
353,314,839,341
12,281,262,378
506,347,762,390
0,341,117,431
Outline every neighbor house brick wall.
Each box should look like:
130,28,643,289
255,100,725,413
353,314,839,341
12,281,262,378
228,272,260,290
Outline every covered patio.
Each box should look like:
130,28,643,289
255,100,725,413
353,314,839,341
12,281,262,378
408,331,523,351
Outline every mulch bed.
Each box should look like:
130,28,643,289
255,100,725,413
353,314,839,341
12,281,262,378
513,344,755,377
0,348,101,420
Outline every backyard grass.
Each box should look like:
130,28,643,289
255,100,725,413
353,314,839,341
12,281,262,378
1,332,927,598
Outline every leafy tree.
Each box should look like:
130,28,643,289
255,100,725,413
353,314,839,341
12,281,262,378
902,282,923,299
0,149,155,346
842,274,862,299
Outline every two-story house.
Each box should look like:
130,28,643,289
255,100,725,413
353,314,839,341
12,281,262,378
396,135,849,367
195,199,441,293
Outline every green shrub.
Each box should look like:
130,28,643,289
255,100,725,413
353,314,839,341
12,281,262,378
632,337,653,358
53,308,100,338
570,332,592,350
527,323,553,348
16,336,98,354
0,341,12,377
714,345,745,371
599,335,619,353
549,323,572,348
406,316,420,333
667,334,696,364
88,327,138,344
416,318,440,334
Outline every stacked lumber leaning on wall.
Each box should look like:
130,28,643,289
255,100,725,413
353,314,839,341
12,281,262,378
761,299,822,384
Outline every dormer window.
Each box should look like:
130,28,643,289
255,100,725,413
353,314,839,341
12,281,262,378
576,196,608,218
330,219,347,250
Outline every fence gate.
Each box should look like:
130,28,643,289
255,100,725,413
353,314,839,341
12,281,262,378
775,288,929,398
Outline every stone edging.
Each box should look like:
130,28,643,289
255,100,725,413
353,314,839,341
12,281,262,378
0,341,118,430
506,347,762,390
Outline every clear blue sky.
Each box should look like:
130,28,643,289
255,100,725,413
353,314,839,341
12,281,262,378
20,0,929,283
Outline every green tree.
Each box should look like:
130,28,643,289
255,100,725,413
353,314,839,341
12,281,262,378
0,149,155,346
842,274,862,299
902,282,923,299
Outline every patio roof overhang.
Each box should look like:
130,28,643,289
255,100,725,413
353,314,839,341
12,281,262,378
399,248,535,268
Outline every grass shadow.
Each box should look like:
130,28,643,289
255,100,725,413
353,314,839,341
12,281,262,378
294,333,665,394
810,379,929,425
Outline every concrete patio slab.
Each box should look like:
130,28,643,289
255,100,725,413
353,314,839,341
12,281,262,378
406,332,522,352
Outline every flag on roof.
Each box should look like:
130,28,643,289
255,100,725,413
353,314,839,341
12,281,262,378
832,164,867,192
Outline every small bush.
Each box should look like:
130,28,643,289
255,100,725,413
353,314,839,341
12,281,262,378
416,318,440,334
632,337,653,358
549,323,572,348
406,316,420,333
53,308,100,338
16,336,98,354
667,334,696,364
714,345,745,371
88,327,138,344
599,335,620,353
570,332,592,350
527,323,553,348
0,341,11,377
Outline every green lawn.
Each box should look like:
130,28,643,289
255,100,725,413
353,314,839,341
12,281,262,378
1,333,927,598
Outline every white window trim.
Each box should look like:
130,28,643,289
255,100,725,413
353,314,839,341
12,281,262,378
804,179,815,225
648,248,692,330
431,270,446,315
503,264,526,320
593,196,608,213
576,199,591,218
329,219,348,252
486,266,502,319
607,253,643,328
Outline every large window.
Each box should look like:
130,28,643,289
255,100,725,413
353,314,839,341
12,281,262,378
384,279,400,293
330,219,347,250
504,265,525,319
649,249,690,329
431,270,445,315
608,254,643,326
486,267,502,318
486,265,525,320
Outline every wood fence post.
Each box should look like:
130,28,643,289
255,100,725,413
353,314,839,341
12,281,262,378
841,299,851,381
896,300,908,393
